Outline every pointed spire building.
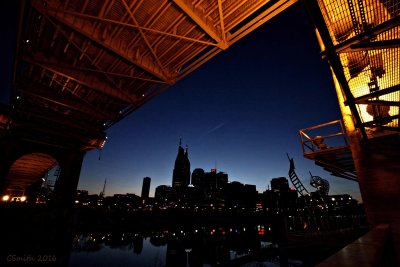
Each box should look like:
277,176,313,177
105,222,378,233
172,139,191,188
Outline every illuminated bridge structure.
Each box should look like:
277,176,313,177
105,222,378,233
0,0,297,203
302,1,400,266
0,0,399,265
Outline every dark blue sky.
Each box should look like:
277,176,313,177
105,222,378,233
1,2,361,201
78,4,361,201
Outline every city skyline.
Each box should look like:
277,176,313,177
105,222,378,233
75,135,361,201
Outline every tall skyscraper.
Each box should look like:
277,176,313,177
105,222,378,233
141,177,151,198
172,139,191,188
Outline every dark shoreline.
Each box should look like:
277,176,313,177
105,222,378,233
76,207,275,232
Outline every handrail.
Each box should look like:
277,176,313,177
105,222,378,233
299,120,349,153
300,120,343,132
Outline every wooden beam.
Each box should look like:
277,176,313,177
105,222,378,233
353,84,400,104
20,84,115,120
321,16,400,56
14,104,102,134
121,0,166,75
44,8,220,47
32,0,172,83
358,99,400,107
348,39,400,52
361,114,400,127
24,54,138,104
172,0,227,49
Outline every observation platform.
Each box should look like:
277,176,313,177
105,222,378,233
300,120,357,181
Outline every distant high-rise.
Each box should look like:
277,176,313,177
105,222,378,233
191,168,205,187
271,177,289,192
155,185,172,200
172,139,191,188
141,177,151,198
205,169,228,190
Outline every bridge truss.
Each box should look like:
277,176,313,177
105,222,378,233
0,0,297,190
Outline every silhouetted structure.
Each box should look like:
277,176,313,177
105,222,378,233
310,174,329,197
172,139,191,188
225,181,257,210
192,169,228,198
191,168,205,188
206,169,228,191
99,178,106,198
141,177,151,199
263,178,298,213
155,185,173,201
271,177,289,192
133,236,143,255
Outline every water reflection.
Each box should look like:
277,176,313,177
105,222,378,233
69,225,282,267
0,203,366,267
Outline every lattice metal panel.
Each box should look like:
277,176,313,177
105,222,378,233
319,0,399,45
318,0,400,135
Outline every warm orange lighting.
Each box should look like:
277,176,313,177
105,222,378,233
314,28,325,52
20,196,27,202
2,195,10,202
331,69,356,134
322,0,399,137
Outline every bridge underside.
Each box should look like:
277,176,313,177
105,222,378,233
1,0,297,194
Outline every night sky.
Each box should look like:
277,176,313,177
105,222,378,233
1,3,362,201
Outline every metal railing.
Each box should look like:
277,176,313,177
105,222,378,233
299,120,349,155
299,120,357,181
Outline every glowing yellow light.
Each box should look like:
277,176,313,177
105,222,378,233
20,196,27,202
2,195,10,201
331,69,356,134
314,28,325,52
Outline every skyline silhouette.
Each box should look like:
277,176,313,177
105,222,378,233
76,4,361,201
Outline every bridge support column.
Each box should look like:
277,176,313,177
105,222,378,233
52,150,86,207
348,133,400,265
0,137,19,194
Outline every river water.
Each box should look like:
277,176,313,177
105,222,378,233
68,224,287,267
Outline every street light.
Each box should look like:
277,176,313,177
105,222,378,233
184,248,192,267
